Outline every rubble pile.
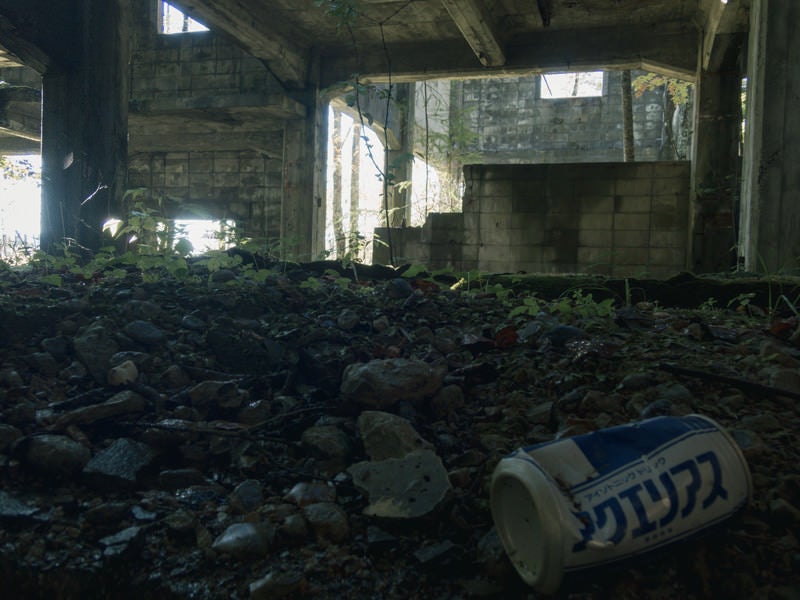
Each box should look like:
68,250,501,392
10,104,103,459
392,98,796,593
0,261,798,599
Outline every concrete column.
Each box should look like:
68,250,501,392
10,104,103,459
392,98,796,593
385,84,413,228
689,34,743,273
739,0,800,272
281,106,318,262
40,0,130,252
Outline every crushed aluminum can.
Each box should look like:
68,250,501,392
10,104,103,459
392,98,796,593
490,414,752,594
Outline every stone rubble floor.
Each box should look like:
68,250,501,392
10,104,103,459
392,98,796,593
0,258,798,599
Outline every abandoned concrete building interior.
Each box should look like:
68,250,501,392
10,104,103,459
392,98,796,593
3,2,800,599
0,0,796,277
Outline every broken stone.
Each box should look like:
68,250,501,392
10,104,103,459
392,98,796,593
340,358,443,408
18,434,91,475
0,424,23,453
107,359,138,386
249,569,306,600
52,390,148,430
348,449,452,520
284,481,336,507
228,479,264,514
212,522,273,558
0,491,38,520
357,410,433,460
301,502,350,543
72,320,120,384
123,320,165,346
82,438,157,489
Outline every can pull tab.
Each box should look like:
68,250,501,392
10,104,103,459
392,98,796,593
586,540,616,551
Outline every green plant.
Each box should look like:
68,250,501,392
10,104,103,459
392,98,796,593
509,294,542,318
698,297,718,311
552,289,615,322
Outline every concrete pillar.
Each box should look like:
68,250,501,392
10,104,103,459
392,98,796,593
40,0,130,253
739,0,800,272
689,34,743,273
281,103,319,262
385,84,413,228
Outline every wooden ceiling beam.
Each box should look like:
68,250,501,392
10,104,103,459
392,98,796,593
440,0,505,67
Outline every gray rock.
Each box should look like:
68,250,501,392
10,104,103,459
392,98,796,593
249,570,306,600
0,424,22,453
20,434,91,474
740,413,783,433
0,490,38,520
337,309,360,330
302,502,350,543
429,385,465,419
180,314,207,332
284,481,336,507
385,278,413,299
72,320,120,383
123,320,165,346
188,380,246,411
158,468,208,490
348,449,452,519
212,522,273,558
25,352,60,376
41,336,71,361
340,358,443,408
300,425,353,461
83,438,157,488
107,359,138,386
229,479,265,514
357,410,433,460
99,525,145,559
53,390,148,430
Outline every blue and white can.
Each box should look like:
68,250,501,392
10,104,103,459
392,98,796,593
490,414,752,593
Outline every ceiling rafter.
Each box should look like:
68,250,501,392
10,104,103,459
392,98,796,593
440,0,505,67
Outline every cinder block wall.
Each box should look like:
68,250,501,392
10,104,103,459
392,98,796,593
456,71,683,164
376,162,690,277
126,0,283,243
126,151,282,240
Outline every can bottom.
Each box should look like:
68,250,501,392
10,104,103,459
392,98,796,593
490,458,567,594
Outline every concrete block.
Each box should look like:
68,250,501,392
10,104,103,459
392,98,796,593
477,179,512,198
649,247,686,266
614,247,646,265
615,178,652,196
577,213,613,230
651,177,686,195
651,194,682,212
213,173,240,187
614,196,651,213
213,157,240,173
614,230,650,248
612,265,650,278
651,212,683,229
577,247,614,266
614,214,650,230
650,230,685,248
575,179,615,197
578,196,614,213
509,226,545,245
578,230,612,247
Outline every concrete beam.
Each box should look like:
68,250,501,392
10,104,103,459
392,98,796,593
129,130,282,154
167,0,308,89
0,14,52,73
0,133,38,154
440,0,505,67
321,24,698,86
700,0,748,71
129,92,306,121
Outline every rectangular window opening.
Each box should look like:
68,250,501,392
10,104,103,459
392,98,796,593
158,1,209,34
540,71,604,99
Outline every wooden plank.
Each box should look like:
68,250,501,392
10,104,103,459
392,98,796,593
440,0,505,67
